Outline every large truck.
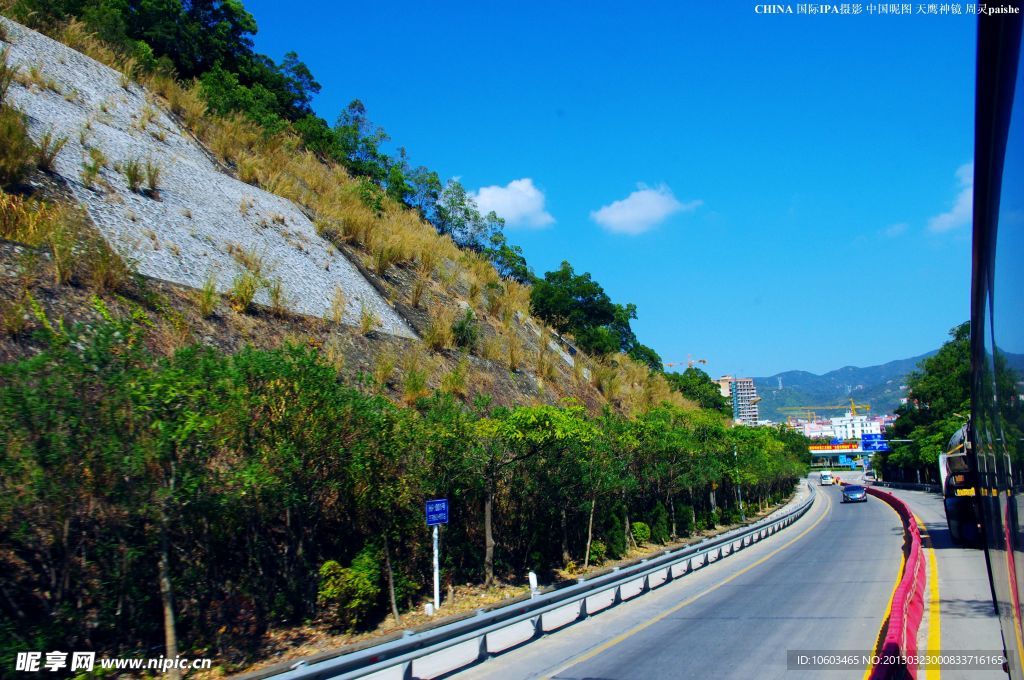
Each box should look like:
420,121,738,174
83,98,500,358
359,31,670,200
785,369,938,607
940,424,982,546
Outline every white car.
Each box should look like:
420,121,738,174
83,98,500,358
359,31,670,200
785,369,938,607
819,471,835,486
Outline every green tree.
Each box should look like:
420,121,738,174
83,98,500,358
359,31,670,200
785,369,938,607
881,322,970,481
434,179,504,251
665,367,732,418
485,232,534,284
332,99,391,183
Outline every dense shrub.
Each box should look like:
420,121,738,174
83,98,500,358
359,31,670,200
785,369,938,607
677,504,695,537
721,507,743,525
317,545,382,632
451,308,478,350
649,502,670,544
604,507,627,559
631,521,651,546
0,310,806,663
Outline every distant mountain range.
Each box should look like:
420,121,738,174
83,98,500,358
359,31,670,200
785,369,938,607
753,350,1024,422
753,352,934,422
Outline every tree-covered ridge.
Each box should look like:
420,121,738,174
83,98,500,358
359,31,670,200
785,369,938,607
0,306,809,667
529,261,662,369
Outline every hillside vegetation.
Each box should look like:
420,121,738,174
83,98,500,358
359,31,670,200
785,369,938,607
0,2,811,672
877,323,970,483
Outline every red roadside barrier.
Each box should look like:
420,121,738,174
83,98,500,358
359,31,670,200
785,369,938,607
865,486,927,680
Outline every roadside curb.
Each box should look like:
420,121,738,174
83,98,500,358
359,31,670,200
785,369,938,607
864,486,927,680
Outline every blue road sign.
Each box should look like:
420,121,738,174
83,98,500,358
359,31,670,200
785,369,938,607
862,439,890,452
838,455,851,465
862,433,883,441
426,499,449,526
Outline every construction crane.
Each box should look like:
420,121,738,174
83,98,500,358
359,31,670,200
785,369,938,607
663,355,707,369
778,399,871,421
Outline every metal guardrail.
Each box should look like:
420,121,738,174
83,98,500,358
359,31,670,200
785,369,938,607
260,484,817,680
872,480,941,494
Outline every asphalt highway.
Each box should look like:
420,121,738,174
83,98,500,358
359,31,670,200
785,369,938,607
452,480,905,680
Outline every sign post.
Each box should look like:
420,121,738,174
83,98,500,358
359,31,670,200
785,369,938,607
425,499,449,612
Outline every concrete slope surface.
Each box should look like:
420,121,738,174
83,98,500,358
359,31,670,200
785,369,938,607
451,481,904,680
0,17,414,337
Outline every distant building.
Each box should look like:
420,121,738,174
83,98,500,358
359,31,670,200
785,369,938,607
797,413,885,440
828,413,882,440
717,375,760,426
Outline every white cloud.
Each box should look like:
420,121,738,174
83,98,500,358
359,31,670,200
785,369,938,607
470,178,554,228
883,222,908,238
927,162,973,233
590,184,701,235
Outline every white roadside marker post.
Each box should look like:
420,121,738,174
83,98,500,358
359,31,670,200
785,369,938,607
433,524,440,611
425,498,449,614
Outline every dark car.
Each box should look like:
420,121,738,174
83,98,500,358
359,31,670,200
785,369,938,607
842,485,867,503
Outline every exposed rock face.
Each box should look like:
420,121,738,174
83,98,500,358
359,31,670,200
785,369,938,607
1,17,414,338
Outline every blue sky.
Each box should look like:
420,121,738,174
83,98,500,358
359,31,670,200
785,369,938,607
244,1,977,377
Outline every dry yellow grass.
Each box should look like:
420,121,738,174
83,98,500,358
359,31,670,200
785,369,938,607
399,343,433,405
323,335,346,373
440,356,470,397
480,334,503,363
372,347,397,388
0,192,130,289
506,331,523,372
197,273,218,318
35,127,67,171
329,286,347,325
358,302,379,335
57,19,119,70
535,341,558,382
1,290,32,337
422,305,455,350
410,274,428,309
571,353,590,386
226,242,267,277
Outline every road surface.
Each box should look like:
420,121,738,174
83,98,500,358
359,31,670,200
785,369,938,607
855,473,1005,680
452,480,906,680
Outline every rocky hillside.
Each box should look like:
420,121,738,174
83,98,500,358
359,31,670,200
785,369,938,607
0,15,686,415
2,17,411,335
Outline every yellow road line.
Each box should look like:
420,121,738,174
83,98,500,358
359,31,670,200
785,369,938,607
915,514,941,680
540,489,832,680
863,551,905,680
